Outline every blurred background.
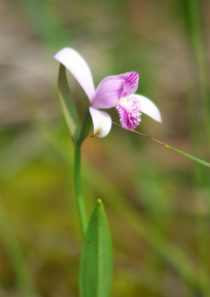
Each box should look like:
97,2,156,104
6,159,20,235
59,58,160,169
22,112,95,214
0,0,210,296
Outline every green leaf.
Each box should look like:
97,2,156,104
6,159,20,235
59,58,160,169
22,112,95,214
57,64,79,141
80,199,112,297
77,111,92,145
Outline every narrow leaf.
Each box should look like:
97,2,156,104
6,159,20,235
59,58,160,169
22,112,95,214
57,64,79,140
77,111,92,145
80,199,112,297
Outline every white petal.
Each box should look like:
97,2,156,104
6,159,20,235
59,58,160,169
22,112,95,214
54,47,95,101
134,94,162,122
89,107,112,138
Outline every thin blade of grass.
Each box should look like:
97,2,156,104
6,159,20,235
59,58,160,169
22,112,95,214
113,122,210,169
166,144,210,168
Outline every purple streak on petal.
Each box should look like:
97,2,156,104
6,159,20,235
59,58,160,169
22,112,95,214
91,72,139,109
120,71,139,96
116,95,141,130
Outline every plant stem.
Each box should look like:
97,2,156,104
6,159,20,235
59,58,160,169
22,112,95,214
74,142,87,238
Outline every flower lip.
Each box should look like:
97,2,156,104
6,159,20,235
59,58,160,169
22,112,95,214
116,95,142,130
91,71,139,109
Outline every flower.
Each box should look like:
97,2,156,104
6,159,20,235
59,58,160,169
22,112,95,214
54,47,161,138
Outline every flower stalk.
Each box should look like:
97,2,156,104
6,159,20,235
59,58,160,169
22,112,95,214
73,111,92,238
74,142,87,238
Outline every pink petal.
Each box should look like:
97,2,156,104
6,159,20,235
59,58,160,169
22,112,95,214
120,71,139,94
89,107,112,138
54,48,95,101
91,72,139,109
133,94,162,122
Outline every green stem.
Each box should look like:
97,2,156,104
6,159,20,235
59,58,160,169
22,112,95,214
74,142,87,238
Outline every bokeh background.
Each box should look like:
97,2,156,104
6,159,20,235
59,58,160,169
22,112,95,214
0,0,210,296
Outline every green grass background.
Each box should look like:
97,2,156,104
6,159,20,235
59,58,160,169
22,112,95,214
0,0,210,296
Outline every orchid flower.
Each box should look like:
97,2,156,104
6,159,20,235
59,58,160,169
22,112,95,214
54,48,161,138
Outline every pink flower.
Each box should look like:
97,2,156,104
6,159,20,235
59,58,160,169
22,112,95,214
54,48,161,138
